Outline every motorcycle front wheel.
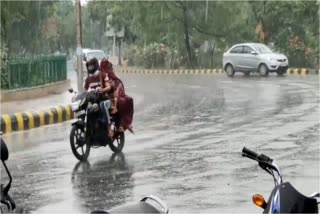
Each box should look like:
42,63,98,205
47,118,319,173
70,125,91,161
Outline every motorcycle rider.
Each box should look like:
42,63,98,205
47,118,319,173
84,57,114,138
100,58,134,134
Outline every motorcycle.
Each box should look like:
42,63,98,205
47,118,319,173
68,87,125,161
242,147,320,213
0,133,16,213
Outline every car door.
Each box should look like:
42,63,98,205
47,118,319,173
228,46,243,71
241,46,259,71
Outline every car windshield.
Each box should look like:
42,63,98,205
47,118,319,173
252,44,274,54
87,51,106,60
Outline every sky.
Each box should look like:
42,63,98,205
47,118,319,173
80,0,89,6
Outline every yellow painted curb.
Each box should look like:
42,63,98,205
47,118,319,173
117,68,315,76
1,105,74,134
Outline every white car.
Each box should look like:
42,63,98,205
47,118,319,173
73,49,107,73
223,43,289,77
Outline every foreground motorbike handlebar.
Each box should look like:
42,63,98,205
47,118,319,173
242,147,273,163
242,147,282,184
242,147,259,160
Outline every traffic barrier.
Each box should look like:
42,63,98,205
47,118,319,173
1,55,67,90
286,68,319,76
0,105,74,134
117,68,319,76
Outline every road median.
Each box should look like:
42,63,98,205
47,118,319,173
0,105,74,134
116,68,319,76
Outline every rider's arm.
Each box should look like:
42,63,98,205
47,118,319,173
100,82,112,93
114,81,124,98
84,78,89,91
115,83,121,97
99,73,113,93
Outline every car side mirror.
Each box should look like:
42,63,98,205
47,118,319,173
1,138,9,161
250,51,258,55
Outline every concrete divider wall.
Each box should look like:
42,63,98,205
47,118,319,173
0,105,74,133
0,80,71,102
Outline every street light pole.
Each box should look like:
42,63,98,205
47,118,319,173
205,0,208,24
76,0,83,93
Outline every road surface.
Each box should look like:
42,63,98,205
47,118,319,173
1,74,319,213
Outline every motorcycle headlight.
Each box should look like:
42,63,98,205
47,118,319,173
71,100,81,111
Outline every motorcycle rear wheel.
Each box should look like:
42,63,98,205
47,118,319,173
109,132,125,153
70,125,91,161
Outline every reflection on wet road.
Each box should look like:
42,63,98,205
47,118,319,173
1,75,319,213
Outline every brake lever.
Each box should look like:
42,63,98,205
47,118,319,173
258,161,274,173
258,160,277,170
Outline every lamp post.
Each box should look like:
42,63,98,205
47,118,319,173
75,0,83,93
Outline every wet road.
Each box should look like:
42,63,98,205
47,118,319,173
1,74,319,213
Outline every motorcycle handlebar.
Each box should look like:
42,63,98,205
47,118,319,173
242,147,282,184
242,147,273,163
242,147,259,160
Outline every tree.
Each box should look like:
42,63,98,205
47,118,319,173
1,0,76,56
250,0,319,67
2,0,317,68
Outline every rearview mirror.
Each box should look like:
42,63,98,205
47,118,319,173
1,138,9,161
250,51,258,55
68,88,74,93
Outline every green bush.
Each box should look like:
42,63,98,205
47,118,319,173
126,46,144,67
126,43,171,69
0,44,9,89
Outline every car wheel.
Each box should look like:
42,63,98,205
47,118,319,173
259,64,269,77
225,64,235,77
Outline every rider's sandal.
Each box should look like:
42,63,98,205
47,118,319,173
111,107,118,114
118,126,125,133
108,128,114,138
127,126,135,134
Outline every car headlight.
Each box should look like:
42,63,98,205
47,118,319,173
71,100,81,111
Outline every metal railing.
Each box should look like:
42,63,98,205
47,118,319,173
1,55,67,90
